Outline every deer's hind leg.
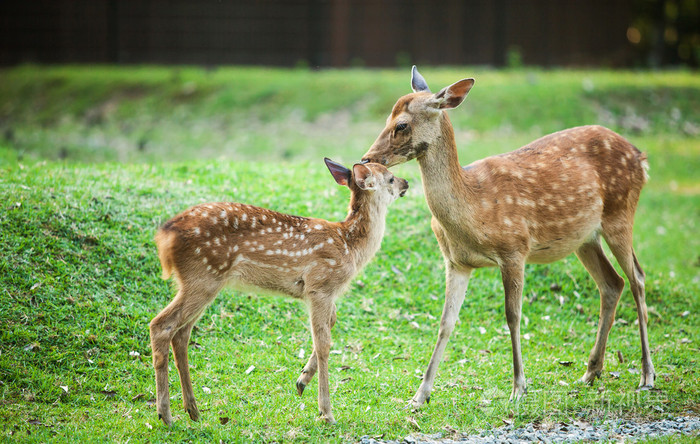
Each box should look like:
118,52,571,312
575,236,625,385
603,228,655,389
296,302,337,397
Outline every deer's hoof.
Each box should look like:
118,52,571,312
186,407,200,422
296,380,306,396
318,413,336,425
158,412,173,426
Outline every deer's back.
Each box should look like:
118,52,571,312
456,125,647,264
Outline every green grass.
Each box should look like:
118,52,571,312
0,66,699,442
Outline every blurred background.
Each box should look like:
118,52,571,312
0,0,698,165
1,0,699,68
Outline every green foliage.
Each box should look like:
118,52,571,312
0,66,698,442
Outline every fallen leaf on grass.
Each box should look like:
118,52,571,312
406,416,421,431
202,387,212,394
131,393,144,401
24,343,40,352
219,417,230,425
610,372,620,379
558,361,574,367
617,350,625,363
101,390,117,397
558,380,569,386
60,386,69,393
28,419,42,425
145,422,152,430
502,418,514,426
680,338,692,344
628,368,640,374
680,310,690,317
478,326,487,335
245,365,255,375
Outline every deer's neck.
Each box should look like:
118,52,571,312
417,112,476,227
341,192,387,269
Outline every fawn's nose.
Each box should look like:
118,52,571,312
399,179,409,197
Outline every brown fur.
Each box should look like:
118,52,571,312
362,67,655,407
149,162,408,425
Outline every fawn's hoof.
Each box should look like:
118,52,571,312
409,393,430,410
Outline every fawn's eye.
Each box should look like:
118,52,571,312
395,123,408,132
389,177,395,184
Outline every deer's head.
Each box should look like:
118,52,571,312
362,66,474,168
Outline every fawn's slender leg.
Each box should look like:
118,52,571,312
501,260,527,401
296,302,336,396
411,265,472,408
575,237,625,384
308,296,336,424
171,320,199,421
150,285,218,426
604,231,655,388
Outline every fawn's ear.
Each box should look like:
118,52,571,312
325,158,351,186
427,78,474,110
352,163,377,191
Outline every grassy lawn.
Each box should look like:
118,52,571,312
0,66,698,442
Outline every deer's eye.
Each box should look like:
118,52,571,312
395,123,408,132
389,177,395,184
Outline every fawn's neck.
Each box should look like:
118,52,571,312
340,190,388,269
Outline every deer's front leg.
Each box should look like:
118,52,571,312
296,303,336,396
308,297,336,424
411,265,472,408
501,261,527,402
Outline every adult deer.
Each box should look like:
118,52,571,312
361,66,654,407
149,159,408,425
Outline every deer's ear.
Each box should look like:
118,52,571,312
352,163,377,190
325,158,351,186
411,65,431,93
427,78,474,109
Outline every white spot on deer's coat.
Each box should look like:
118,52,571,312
241,213,248,222
214,237,221,246
203,257,208,264
195,247,201,255
205,241,211,247
202,211,209,218
193,227,201,235
266,250,274,255
327,237,334,244
505,195,513,205
233,245,239,252
504,217,513,227
314,224,323,230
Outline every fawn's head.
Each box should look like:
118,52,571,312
324,158,408,204
362,66,474,168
